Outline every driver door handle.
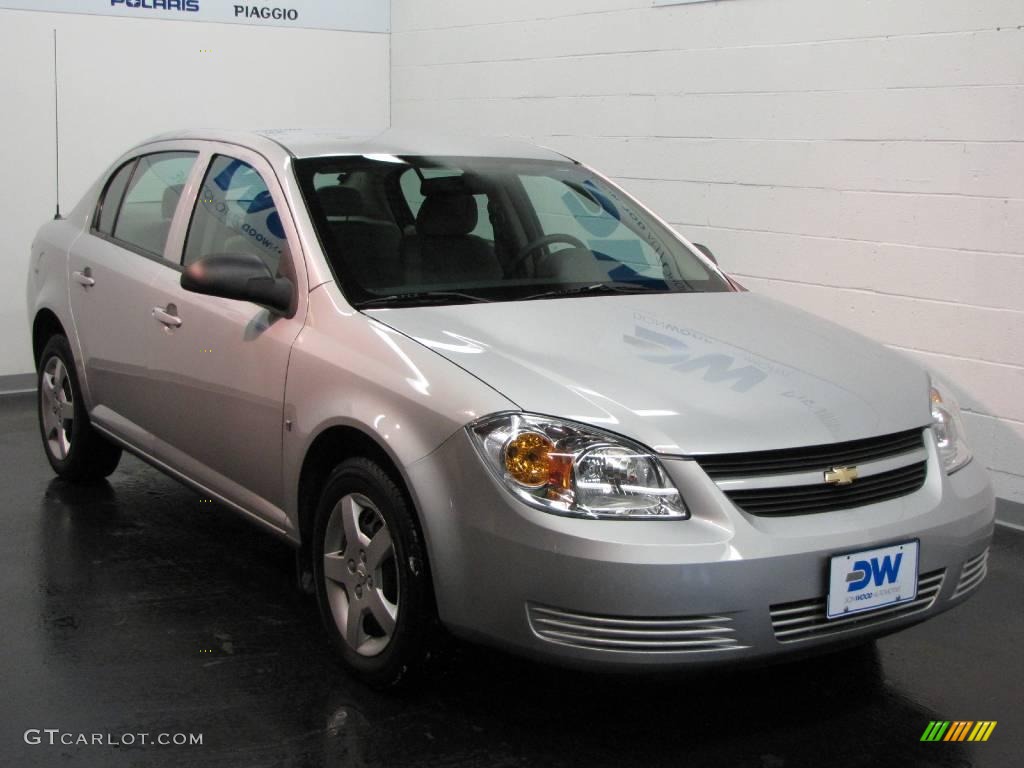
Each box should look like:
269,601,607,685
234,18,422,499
152,304,182,328
72,268,95,287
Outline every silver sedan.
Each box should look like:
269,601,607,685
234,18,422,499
26,129,994,686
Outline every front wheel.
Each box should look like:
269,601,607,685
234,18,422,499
312,458,434,687
37,335,122,481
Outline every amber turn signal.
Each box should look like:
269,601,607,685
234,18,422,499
503,431,555,487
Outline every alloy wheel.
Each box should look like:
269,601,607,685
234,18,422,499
322,493,399,657
40,355,75,461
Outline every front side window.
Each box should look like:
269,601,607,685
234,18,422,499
111,152,196,256
184,155,287,274
296,155,729,308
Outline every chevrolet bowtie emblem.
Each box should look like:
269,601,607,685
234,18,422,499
824,466,859,486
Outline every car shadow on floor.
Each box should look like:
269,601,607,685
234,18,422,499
1,446,1007,768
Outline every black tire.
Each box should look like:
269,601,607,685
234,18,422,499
312,458,434,687
37,335,122,481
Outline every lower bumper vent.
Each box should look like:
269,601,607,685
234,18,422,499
527,604,746,654
770,569,945,643
952,548,988,599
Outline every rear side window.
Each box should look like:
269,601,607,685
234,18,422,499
111,152,197,257
183,155,287,274
95,160,135,235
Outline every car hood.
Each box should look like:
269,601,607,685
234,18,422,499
367,292,932,456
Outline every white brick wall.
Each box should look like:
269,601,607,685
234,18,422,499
0,9,389,380
392,0,1024,503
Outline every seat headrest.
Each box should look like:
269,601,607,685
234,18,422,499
318,186,365,217
163,185,183,219
417,192,477,237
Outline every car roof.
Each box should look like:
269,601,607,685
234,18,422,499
142,127,570,162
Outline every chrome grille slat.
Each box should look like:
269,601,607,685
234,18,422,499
952,549,989,598
959,561,986,583
770,574,945,620
770,589,937,638
958,563,986,584
953,570,986,597
774,592,937,640
725,461,927,516
539,631,738,650
767,604,823,619
769,570,945,643
698,428,929,517
529,606,730,628
732,469,922,499
527,604,747,654
698,428,925,479
533,617,734,638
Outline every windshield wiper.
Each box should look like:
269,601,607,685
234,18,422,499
521,283,667,301
355,290,494,309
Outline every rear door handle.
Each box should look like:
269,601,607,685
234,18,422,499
152,304,182,328
72,268,95,287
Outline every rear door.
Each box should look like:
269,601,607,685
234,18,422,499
68,148,198,444
145,145,307,529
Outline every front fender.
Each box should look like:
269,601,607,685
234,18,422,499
282,283,516,529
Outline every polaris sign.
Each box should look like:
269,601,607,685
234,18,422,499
0,0,388,32
110,0,199,11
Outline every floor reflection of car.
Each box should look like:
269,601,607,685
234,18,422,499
26,128,994,686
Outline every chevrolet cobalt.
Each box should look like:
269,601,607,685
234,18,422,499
27,129,994,685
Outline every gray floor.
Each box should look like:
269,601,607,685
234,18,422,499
1,391,1021,767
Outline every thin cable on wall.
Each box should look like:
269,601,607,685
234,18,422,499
53,28,61,220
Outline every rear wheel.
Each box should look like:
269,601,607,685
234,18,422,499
312,458,434,687
37,335,122,481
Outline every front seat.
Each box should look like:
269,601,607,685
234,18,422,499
318,186,402,289
402,191,502,285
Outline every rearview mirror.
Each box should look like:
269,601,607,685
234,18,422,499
692,242,718,265
181,253,293,314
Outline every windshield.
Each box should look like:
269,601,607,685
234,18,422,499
295,155,731,308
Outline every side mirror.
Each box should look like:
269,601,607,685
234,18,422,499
692,242,718,265
181,253,293,314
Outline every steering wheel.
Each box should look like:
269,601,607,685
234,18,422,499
510,233,588,273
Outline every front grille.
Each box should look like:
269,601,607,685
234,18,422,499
770,569,944,643
952,548,988,599
725,461,927,516
526,604,746,654
697,428,925,479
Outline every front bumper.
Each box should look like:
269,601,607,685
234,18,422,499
406,428,994,669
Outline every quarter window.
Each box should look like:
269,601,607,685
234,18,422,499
95,160,135,236
184,155,287,274
111,152,196,257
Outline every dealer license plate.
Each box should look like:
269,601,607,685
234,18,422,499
827,541,919,619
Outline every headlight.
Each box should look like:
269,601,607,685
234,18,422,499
467,413,688,520
929,378,972,473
